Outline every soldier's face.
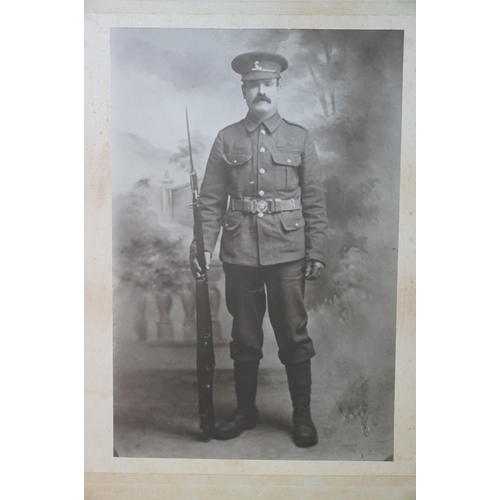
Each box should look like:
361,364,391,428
242,78,281,116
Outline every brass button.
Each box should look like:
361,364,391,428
233,159,238,164
261,129,266,135
258,190,265,196
259,147,266,153
287,158,291,163
259,168,265,174
257,212,264,218
295,223,299,227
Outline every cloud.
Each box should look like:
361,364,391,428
114,35,234,92
112,29,305,95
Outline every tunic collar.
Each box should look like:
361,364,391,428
243,111,283,134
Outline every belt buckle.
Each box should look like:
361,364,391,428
256,200,268,214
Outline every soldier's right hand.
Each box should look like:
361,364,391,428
189,251,212,278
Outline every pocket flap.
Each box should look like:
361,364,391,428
272,151,301,167
222,151,252,166
279,211,306,231
221,211,243,230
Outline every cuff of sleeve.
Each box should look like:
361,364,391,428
189,240,196,256
190,239,214,257
305,253,326,268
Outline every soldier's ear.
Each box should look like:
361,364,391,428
241,84,246,99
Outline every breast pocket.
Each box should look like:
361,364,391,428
222,151,252,166
222,151,252,190
271,150,301,189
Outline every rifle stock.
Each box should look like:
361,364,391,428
186,108,216,441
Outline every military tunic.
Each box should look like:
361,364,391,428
194,110,327,365
197,111,327,267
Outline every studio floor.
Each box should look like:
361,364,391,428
113,349,394,461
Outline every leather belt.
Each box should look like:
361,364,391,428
231,197,301,214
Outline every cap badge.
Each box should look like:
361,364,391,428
252,60,263,71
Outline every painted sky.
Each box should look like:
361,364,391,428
111,29,323,151
110,29,403,200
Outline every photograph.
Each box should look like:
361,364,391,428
110,27,405,461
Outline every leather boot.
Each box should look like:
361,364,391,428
292,408,318,448
213,360,259,440
286,360,318,448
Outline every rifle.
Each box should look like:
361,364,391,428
186,107,216,441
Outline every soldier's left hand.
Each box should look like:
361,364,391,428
305,260,325,280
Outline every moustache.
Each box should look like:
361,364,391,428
253,95,271,103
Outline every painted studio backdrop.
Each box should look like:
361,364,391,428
111,28,404,461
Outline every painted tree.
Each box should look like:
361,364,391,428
115,179,184,292
287,31,403,320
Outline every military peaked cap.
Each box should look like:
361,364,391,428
231,51,289,81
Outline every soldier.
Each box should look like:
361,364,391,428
190,51,327,447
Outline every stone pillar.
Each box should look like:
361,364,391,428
155,289,174,341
